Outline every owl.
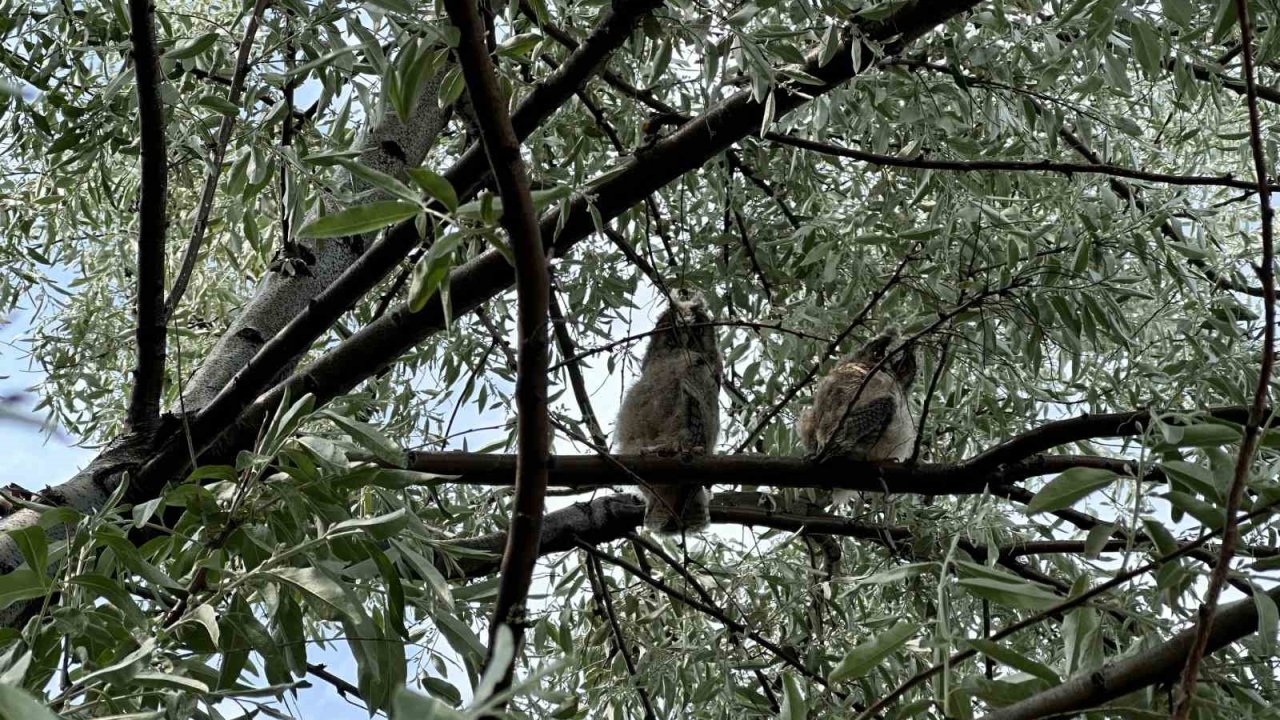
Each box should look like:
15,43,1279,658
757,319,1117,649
615,292,722,533
798,330,918,505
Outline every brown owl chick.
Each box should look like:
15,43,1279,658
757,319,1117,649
798,330,917,503
615,292,723,534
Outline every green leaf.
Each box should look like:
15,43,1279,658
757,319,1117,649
438,66,464,108
1153,424,1242,450
196,94,240,115
328,509,410,542
1084,523,1115,558
967,639,1061,683
856,562,935,585
957,577,1063,610
828,622,916,683
778,672,807,720
0,682,60,720
1026,467,1118,513
392,687,467,719
407,168,458,213
8,527,47,578
297,201,421,239
0,570,50,611
1255,592,1278,655
267,567,368,626
433,611,486,663
165,32,220,60
335,158,422,204
319,409,405,466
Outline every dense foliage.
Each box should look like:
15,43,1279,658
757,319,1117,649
1,0,1279,717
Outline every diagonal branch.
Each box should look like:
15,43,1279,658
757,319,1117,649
584,554,657,720
125,0,169,429
548,273,608,447
1173,1,1277,714
861,501,1280,720
442,0,549,697
164,0,272,318
766,131,1272,192
979,585,1280,720
203,0,982,469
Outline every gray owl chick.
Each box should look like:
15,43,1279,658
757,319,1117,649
615,292,722,534
798,330,917,505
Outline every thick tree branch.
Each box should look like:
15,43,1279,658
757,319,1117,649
860,501,1279,720
443,0,549,696
165,0,272,318
214,0,980,466
1174,1,1277,714
125,0,168,429
978,585,1280,720
134,0,661,490
402,451,1154,495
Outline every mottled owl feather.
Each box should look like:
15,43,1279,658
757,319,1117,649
615,293,722,533
799,330,918,505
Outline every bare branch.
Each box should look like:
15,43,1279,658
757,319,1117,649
165,0,272,318
1173,1,1277,714
125,0,169,429
549,274,608,447
442,0,549,696
767,131,1271,192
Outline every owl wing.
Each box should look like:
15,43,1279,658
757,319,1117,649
679,375,716,448
823,395,896,459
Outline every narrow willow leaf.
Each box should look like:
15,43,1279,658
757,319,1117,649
0,683,60,720
957,578,1062,610
779,672,807,720
0,570,49,610
828,622,916,683
320,410,405,466
1255,592,1278,655
328,509,410,541
297,201,421,239
1026,467,1118,513
8,527,46,579
407,167,458,213
392,688,467,719
164,32,219,60
967,639,1061,683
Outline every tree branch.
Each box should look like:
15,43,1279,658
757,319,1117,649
979,586,1280,720
401,451,1155,495
1173,0,1277,714
767,132,1271,192
164,0,272,318
548,273,607,446
125,0,169,429
442,0,549,696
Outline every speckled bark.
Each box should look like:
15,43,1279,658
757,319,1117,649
180,70,450,410
0,67,451,622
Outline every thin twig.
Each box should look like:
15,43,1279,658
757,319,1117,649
165,0,273,317
1173,1,1277,715
443,0,549,699
585,554,658,720
125,0,169,429
766,131,1271,192
548,272,608,446
575,538,836,692
730,207,775,302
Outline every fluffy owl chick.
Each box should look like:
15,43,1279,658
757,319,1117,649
798,330,917,505
615,292,723,534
